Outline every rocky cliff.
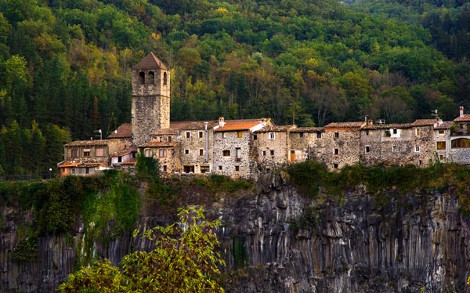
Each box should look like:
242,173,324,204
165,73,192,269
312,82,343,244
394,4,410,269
1,172,470,292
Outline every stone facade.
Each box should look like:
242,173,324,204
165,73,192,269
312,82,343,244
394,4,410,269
131,53,171,146
253,126,294,168
289,127,325,163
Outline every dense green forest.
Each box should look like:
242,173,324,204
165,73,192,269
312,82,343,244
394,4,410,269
0,0,469,177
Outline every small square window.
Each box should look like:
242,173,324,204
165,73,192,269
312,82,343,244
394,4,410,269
199,131,203,138
299,133,304,138
262,151,266,156
186,132,191,139
333,163,338,169
270,150,275,156
438,130,444,135
222,133,226,138
334,132,339,138
163,165,167,172
237,131,243,138
392,145,397,152
223,150,230,156
415,128,421,136
235,166,240,171
316,132,321,138
365,130,369,136
159,149,167,157
199,149,204,156
83,150,90,157
185,149,189,155
253,134,257,140
365,146,370,153
96,148,104,157
218,166,222,170
269,132,275,140
393,129,398,134
334,148,339,155
415,146,420,152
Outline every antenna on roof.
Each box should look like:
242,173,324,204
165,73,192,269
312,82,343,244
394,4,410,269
431,109,438,118
93,129,102,140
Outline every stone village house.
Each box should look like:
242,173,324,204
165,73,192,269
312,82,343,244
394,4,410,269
58,53,470,178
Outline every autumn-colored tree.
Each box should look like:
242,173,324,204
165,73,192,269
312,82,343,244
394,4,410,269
58,207,225,293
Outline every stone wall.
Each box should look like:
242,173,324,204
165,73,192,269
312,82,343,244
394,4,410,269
178,129,213,173
317,130,362,169
213,131,253,178
254,131,290,166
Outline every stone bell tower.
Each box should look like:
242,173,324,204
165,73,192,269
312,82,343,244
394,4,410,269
131,52,171,146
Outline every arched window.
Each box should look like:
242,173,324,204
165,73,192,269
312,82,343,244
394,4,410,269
139,72,145,84
148,71,155,84
451,138,470,148
163,72,168,86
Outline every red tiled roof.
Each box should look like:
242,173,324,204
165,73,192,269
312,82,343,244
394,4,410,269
58,162,82,168
134,52,168,70
324,122,365,130
111,146,137,157
108,123,132,139
65,139,114,147
454,114,470,122
411,119,436,126
434,121,453,130
289,127,324,133
215,118,268,132
169,120,219,130
120,158,137,166
362,123,413,130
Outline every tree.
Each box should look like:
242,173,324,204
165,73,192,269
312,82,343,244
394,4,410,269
58,207,225,293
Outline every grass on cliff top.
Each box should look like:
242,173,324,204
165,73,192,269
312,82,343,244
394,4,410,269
287,160,470,197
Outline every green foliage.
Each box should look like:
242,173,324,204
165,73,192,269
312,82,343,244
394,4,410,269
59,207,225,293
193,174,252,193
11,236,38,263
288,160,470,198
135,151,160,182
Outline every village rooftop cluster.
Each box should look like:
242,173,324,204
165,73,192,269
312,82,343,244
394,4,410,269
58,53,470,179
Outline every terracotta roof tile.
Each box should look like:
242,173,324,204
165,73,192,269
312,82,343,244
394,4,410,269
108,123,132,139
65,139,114,147
111,147,137,157
290,127,324,133
454,114,470,122
324,122,366,130
411,119,437,126
120,158,137,166
434,121,453,130
215,118,268,132
134,52,168,70
362,123,413,130
58,162,82,168
169,120,219,130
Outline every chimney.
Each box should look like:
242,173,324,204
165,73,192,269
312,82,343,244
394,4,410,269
460,106,464,118
218,117,225,127
367,120,373,126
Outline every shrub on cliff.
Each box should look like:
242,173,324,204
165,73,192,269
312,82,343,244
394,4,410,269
58,207,225,293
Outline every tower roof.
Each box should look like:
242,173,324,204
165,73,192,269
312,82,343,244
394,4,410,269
134,52,168,70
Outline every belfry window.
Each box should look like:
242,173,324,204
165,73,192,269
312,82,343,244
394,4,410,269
163,72,168,86
139,72,145,84
148,71,155,84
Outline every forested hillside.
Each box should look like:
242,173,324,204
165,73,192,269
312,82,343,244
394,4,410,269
0,0,469,177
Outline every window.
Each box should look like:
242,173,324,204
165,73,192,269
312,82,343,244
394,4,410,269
365,146,370,153
85,167,89,174
223,150,230,156
419,160,422,166
253,134,257,140
144,149,152,157
299,133,304,138
437,141,446,150
184,165,194,173
96,148,104,157
262,151,266,156
365,130,369,136
334,132,339,138
159,149,167,158
415,128,421,136
451,138,470,148
83,149,91,157
236,148,242,161
71,149,78,158
415,146,420,152
235,166,240,172
222,132,226,138
392,145,397,152
199,131,203,138
186,132,191,139
148,71,155,84
201,166,210,173
237,131,243,138
185,149,189,155
393,129,398,134
163,72,168,86
199,149,204,156
218,166,222,170
118,156,122,163
269,132,275,140
439,130,445,135
316,132,321,138
270,150,275,156
439,154,444,160
139,72,145,84
334,148,339,155
163,165,167,172
333,163,338,169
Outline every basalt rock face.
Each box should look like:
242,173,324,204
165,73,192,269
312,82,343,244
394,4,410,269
1,175,470,292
